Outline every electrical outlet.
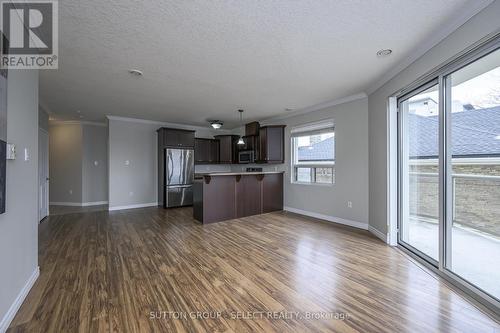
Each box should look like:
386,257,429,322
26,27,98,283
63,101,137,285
129,191,134,197
94,161,99,166
69,189,73,195
125,160,130,166
347,201,353,208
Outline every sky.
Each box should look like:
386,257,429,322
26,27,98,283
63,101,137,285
409,65,500,113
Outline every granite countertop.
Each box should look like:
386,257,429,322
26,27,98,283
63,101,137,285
195,171,284,177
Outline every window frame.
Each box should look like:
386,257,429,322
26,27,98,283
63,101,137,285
290,120,335,186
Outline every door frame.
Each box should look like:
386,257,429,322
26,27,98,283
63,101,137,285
38,127,49,221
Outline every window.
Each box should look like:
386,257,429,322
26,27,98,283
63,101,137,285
291,121,335,184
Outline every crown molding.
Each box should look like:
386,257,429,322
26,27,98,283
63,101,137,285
366,0,494,95
38,100,54,115
106,115,231,133
261,93,367,124
49,120,107,127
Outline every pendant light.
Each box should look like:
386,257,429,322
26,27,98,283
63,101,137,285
237,109,245,145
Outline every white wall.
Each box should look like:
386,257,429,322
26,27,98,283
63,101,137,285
108,117,228,210
264,98,369,227
0,70,39,331
368,1,500,235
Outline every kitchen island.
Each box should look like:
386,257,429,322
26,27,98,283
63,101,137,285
193,172,284,224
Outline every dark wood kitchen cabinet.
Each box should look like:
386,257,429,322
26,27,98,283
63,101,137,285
195,138,219,164
194,172,284,224
158,127,195,149
214,135,240,164
258,125,285,163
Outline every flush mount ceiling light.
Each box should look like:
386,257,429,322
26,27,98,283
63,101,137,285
128,69,144,76
210,120,223,129
237,109,245,145
376,49,392,57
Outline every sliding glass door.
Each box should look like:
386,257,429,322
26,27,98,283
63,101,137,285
398,39,500,312
398,82,440,263
446,48,500,301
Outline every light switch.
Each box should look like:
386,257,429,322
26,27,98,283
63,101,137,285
24,148,30,161
6,143,16,160
125,160,130,166
94,161,98,166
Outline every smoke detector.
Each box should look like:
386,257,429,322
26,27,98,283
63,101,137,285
376,49,392,57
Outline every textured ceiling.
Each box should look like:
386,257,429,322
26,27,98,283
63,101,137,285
40,0,491,127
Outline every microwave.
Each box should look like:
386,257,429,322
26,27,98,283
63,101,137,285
238,150,255,164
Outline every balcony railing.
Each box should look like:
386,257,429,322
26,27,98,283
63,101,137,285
408,172,500,233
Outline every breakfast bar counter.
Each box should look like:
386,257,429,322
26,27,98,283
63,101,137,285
193,172,284,224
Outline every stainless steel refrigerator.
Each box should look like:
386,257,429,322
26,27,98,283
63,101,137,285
164,148,194,207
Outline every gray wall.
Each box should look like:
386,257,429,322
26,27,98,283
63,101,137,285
49,123,83,203
108,117,228,209
38,106,49,132
0,70,39,329
49,122,108,204
368,1,500,235
82,125,108,203
263,98,369,226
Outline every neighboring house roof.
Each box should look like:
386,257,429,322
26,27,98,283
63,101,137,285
297,106,500,161
409,106,500,158
298,137,334,161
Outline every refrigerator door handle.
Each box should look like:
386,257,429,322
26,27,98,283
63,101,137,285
167,184,192,189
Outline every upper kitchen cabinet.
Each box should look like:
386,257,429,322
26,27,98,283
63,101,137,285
258,125,286,163
214,135,240,164
195,138,219,164
158,127,195,149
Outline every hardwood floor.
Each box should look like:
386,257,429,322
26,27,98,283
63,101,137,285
8,207,500,332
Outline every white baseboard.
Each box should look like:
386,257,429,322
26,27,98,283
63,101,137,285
49,201,81,207
82,201,108,207
49,201,108,207
284,206,368,230
108,202,158,211
0,266,40,333
369,226,388,243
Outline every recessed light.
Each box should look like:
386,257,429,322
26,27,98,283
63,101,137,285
128,69,144,76
377,49,392,57
210,120,223,129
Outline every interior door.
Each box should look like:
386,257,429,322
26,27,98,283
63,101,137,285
38,128,49,221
